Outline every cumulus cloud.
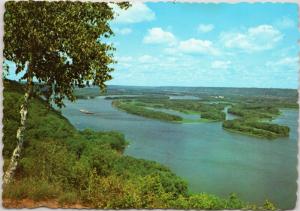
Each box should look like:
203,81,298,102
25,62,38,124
112,52,235,86
114,27,132,35
266,56,298,68
113,2,155,24
211,60,232,69
275,17,296,29
117,56,133,62
143,28,177,45
197,24,214,33
178,38,220,55
138,55,159,63
163,47,181,55
115,56,133,68
220,25,283,52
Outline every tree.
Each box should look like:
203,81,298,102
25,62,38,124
3,1,129,185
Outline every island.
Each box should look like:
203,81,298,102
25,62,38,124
222,104,291,139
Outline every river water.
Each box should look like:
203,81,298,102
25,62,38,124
61,97,298,209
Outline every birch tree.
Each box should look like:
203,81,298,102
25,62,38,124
3,1,129,185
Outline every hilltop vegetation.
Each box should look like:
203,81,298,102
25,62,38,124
3,80,185,208
3,80,276,209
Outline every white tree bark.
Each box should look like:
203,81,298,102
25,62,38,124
3,78,32,185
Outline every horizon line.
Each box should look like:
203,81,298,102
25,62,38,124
104,84,298,90
7,79,298,90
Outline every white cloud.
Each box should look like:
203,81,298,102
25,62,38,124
178,38,220,55
114,27,132,35
117,56,133,62
211,60,232,69
113,2,155,24
143,27,177,45
266,56,298,68
115,56,133,68
164,47,181,55
138,55,159,63
220,25,283,52
275,17,296,29
197,24,214,33
112,53,236,86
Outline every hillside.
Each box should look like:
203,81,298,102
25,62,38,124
2,80,276,209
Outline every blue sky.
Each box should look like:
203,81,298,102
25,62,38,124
5,2,299,88
107,2,299,88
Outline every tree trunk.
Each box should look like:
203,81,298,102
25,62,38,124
3,77,33,185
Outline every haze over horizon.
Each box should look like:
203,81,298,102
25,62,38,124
5,2,299,89
104,83,298,90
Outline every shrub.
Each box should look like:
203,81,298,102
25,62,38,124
58,192,78,205
3,178,61,200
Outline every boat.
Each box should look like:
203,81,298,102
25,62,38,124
79,109,94,114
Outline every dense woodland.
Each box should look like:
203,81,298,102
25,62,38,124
3,80,278,209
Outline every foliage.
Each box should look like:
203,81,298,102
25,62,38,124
3,80,186,207
223,103,290,139
79,129,128,153
263,200,277,211
201,110,225,121
227,104,280,120
223,119,289,139
112,100,183,122
3,178,62,201
4,1,129,107
112,98,227,122
137,98,227,121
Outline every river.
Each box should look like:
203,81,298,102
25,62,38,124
61,97,298,209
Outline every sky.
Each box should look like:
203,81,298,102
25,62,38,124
5,2,299,89
107,2,299,88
